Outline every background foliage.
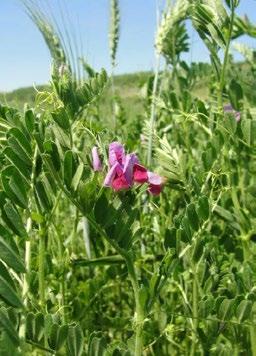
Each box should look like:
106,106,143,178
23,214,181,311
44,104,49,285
1,0,256,355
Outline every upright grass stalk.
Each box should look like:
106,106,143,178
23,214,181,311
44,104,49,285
19,146,38,342
190,263,199,356
125,253,145,356
242,237,256,356
82,216,91,259
217,2,235,111
38,223,46,308
147,0,162,167
109,0,120,127
147,54,161,167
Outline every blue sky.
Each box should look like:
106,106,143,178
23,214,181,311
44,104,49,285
0,0,256,91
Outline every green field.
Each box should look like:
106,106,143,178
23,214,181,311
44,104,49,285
1,1,256,355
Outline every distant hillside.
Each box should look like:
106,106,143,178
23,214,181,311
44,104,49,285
0,72,152,112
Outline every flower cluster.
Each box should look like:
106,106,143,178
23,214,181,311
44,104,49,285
92,142,163,195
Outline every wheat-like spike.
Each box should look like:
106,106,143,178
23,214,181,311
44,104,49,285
21,0,69,71
109,0,120,68
156,0,189,54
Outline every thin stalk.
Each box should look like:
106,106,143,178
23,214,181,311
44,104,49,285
125,254,145,356
82,216,91,259
250,324,256,356
242,239,256,354
54,222,67,324
218,3,235,111
190,264,198,356
110,68,116,130
19,146,38,342
38,223,47,308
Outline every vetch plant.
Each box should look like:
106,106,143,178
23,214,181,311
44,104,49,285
1,0,256,355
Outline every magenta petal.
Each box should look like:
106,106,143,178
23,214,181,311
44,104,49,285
147,172,162,185
109,142,125,166
92,146,102,172
112,174,130,191
148,184,162,196
134,164,148,183
123,153,138,186
103,162,120,186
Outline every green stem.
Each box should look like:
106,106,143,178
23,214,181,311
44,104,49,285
110,64,116,131
218,3,235,111
38,224,46,308
250,323,256,356
241,238,256,354
125,254,145,356
190,264,198,356
19,147,38,344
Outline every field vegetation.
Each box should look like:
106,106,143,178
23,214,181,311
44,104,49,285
1,0,256,355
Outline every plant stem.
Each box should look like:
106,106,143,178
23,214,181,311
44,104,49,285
218,3,235,111
39,223,46,308
190,264,198,356
241,239,256,355
250,323,256,356
125,254,145,356
19,147,38,343
82,216,91,259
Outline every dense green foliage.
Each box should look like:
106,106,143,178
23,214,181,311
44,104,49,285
1,0,256,355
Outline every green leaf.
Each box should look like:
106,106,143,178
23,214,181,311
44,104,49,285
67,325,84,356
181,216,192,241
197,196,209,221
49,324,69,351
43,140,61,171
0,275,23,308
3,202,27,237
7,137,32,166
186,203,200,231
223,114,237,135
0,261,16,291
192,236,205,263
1,166,28,209
25,109,35,134
164,227,177,249
241,119,256,146
52,126,71,148
0,307,20,346
8,127,32,156
88,331,107,356
35,180,52,212
34,313,45,343
3,147,30,183
218,298,235,321
236,300,253,323
229,79,243,111
64,150,75,189
71,163,84,191
0,237,25,273
52,108,70,130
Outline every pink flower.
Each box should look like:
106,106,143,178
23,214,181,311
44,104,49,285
92,146,102,172
133,164,148,183
109,142,126,166
103,142,164,195
147,172,163,195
